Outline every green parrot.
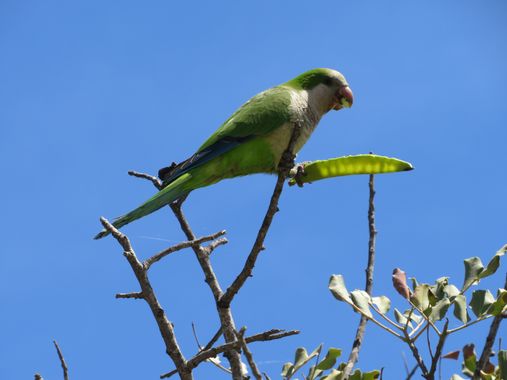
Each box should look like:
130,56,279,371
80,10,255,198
95,68,353,239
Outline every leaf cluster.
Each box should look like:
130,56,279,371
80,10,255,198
279,345,379,380
449,345,507,380
329,246,506,342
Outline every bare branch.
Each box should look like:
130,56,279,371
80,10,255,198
116,292,144,299
220,122,302,307
204,238,229,255
144,230,227,269
160,329,300,378
403,328,429,378
405,365,418,380
53,340,69,380
473,273,507,379
342,174,377,379
236,327,262,380
129,123,302,379
128,170,162,190
428,319,449,378
190,324,231,375
245,328,300,342
203,326,223,351
100,217,133,251
169,202,245,379
100,217,191,380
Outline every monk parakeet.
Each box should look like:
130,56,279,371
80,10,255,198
95,68,353,239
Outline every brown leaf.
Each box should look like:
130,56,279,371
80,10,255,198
442,350,460,360
392,268,411,299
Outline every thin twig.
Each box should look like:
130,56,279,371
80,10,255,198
428,319,449,379
144,230,227,269
405,364,418,380
347,301,403,339
403,329,429,378
100,217,192,380
427,325,434,361
447,315,492,334
370,303,404,330
409,317,426,339
473,273,507,379
115,292,144,299
236,327,263,380
402,351,410,376
204,238,229,255
203,326,224,351
408,300,441,336
219,122,302,307
53,341,69,380
191,323,232,375
412,322,430,342
160,329,300,378
128,170,162,189
342,174,377,379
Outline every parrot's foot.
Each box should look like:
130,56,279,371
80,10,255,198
292,164,307,187
278,151,296,173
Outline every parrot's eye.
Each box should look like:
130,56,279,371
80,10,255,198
323,77,333,86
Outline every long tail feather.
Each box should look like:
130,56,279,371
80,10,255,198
94,173,192,239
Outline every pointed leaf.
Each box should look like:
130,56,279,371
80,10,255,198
306,365,322,380
429,298,451,322
442,350,460,360
329,275,352,303
487,289,507,316
444,284,461,299
431,277,449,300
470,290,495,317
404,310,423,324
351,290,372,318
392,268,411,299
462,257,484,291
372,296,391,314
290,345,322,378
453,294,470,323
281,362,293,378
394,308,412,328
411,284,431,311
363,370,381,380
294,347,309,370
410,277,419,291
316,348,342,370
479,244,506,279
288,154,414,185
320,369,343,380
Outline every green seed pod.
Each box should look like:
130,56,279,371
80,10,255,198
288,154,413,186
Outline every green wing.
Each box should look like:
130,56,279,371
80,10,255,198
197,86,292,151
159,86,292,184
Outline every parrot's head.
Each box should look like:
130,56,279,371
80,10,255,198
287,68,353,114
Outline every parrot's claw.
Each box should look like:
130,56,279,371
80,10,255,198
278,151,297,173
293,164,307,187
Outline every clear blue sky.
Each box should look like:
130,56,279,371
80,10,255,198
1,1,506,379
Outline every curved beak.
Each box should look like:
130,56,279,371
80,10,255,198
333,86,354,110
